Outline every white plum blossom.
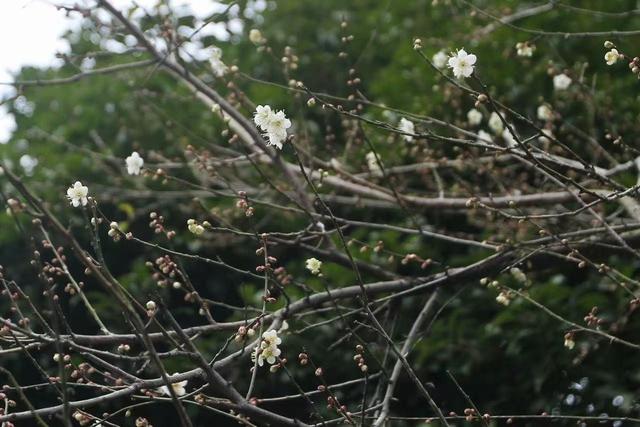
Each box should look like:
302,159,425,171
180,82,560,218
398,117,415,142
537,104,553,121
158,374,188,397
447,49,476,78
467,108,483,126
496,291,511,306
266,110,291,149
249,29,264,45
252,330,282,367
279,320,289,332
257,344,280,366
510,267,527,284
125,151,144,175
553,73,572,91
306,257,322,275
515,42,535,57
366,151,383,177
187,219,204,235
253,105,291,149
66,181,89,207
502,128,518,147
538,129,555,144
564,336,575,350
432,50,448,69
476,129,493,144
209,47,228,77
262,330,281,348
254,105,273,128
605,49,620,65
488,112,504,134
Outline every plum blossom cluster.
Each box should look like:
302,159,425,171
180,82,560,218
305,257,322,275
187,219,210,236
515,41,535,57
496,290,513,306
252,329,282,369
235,324,256,342
604,41,620,66
353,344,368,373
107,221,122,242
253,105,292,149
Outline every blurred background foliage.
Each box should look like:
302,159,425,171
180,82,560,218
2,0,640,425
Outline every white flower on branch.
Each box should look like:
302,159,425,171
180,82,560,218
432,50,448,69
476,129,493,144
502,128,518,148
537,104,553,121
564,334,575,350
279,320,289,332
510,267,527,284
187,219,204,235
604,49,620,66
158,374,188,397
253,105,291,149
398,117,415,142
249,29,265,45
366,151,383,177
253,105,273,128
515,42,535,57
553,73,572,91
496,291,512,306
447,49,476,78
125,151,144,175
266,110,291,149
538,129,554,144
252,330,282,367
209,47,228,77
467,108,483,126
305,257,322,275
66,181,89,207
488,112,504,134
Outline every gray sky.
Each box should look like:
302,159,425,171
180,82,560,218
0,0,72,142
0,0,235,143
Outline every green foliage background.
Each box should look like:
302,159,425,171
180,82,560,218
1,1,640,425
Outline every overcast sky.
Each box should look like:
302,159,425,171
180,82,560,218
0,0,231,144
0,1,70,142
